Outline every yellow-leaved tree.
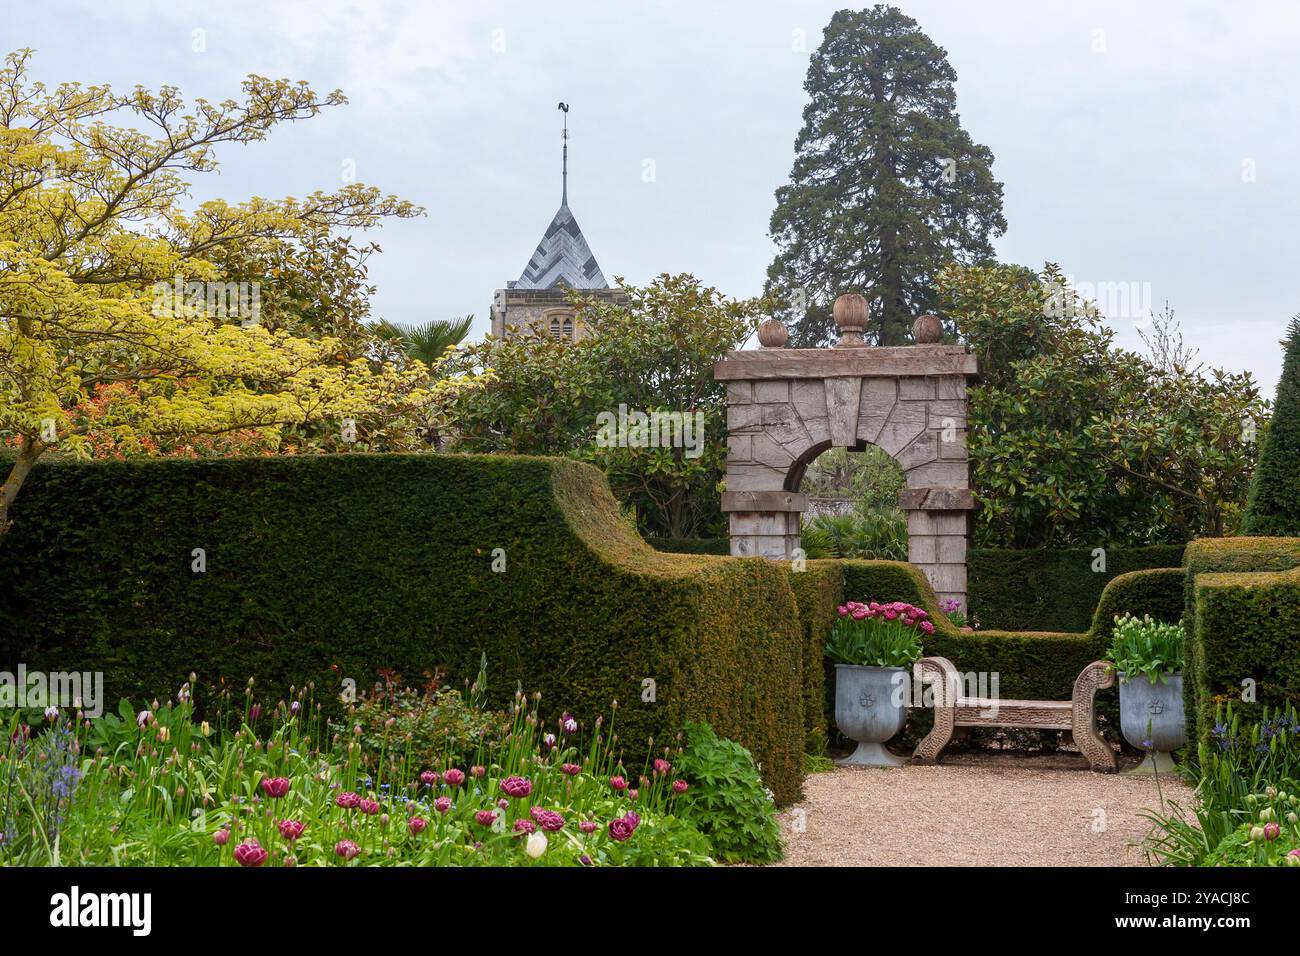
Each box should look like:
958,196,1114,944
0,49,476,543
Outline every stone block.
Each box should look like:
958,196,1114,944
899,376,933,401
904,460,969,487
927,400,966,426
725,463,788,491
760,402,810,448
727,381,753,405
895,432,937,471
925,564,967,594
751,433,796,467
933,513,969,535
936,376,966,400
824,376,863,447
876,401,927,457
755,534,792,559
802,416,831,446
857,378,896,445
753,380,790,404
727,434,753,462
909,535,938,564
791,380,828,421
937,534,967,564
727,403,761,432
907,510,938,535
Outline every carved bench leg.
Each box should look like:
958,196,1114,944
1072,661,1118,773
912,657,959,765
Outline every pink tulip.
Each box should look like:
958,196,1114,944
672,779,689,794
420,770,439,787
434,796,452,813
277,819,305,842
610,775,628,791
335,791,361,809
474,810,497,827
233,839,268,867
408,817,428,835
443,768,466,787
335,840,361,860
500,775,533,798
213,828,231,846
260,777,291,799
358,798,381,815
560,762,582,776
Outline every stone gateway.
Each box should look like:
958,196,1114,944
714,295,978,611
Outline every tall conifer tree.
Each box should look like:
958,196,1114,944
767,5,1007,346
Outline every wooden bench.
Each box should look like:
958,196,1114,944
911,656,1117,772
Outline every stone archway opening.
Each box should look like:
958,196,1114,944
795,443,908,560
715,297,978,612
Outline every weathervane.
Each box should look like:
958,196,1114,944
558,101,569,205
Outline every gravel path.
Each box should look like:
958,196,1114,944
773,753,1192,867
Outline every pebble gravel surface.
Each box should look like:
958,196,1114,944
773,752,1192,867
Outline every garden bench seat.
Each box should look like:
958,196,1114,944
911,656,1117,773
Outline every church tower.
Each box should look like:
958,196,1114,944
490,104,624,341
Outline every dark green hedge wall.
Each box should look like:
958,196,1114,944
645,536,730,556
0,454,807,804
1184,538,1300,743
966,545,1187,632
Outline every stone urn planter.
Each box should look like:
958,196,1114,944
1118,672,1187,775
834,664,909,768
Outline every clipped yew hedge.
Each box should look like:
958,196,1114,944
0,454,807,804
967,544,1187,632
1185,537,1300,742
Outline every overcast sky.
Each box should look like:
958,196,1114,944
8,0,1298,392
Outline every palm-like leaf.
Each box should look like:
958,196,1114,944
370,316,474,366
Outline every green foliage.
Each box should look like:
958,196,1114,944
799,446,905,509
645,536,729,555
1187,537,1300,745
943,263,1266,548
1106,614,1185,684
442,274,763,538
370,315,474,367
0,453,807,805
1144,704,1300,866
0,692,719,867
766,5,1005,347
674,722,783,864
805,507,907,561
343,672,512,776
1242,317,1300,536
825,601,927,667
786,562,842,754
967,545,1186,631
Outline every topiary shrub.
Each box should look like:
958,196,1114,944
0,454,807,804
967,544,1187,631
1242,316,1300,536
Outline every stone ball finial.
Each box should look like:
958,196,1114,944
832,293,868,347
757,318,789,348
912,313,943,344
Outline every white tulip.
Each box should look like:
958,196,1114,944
525,832,547,859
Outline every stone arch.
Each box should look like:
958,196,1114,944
716,300,978,611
